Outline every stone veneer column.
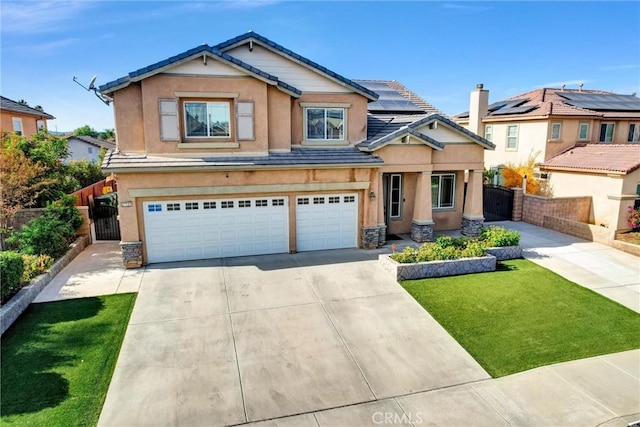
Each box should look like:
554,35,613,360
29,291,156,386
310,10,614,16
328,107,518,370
411,171,434,243
462,169,484,236
512,188,524,221
376,172,386,247
120,241,143,268
362,226,380,249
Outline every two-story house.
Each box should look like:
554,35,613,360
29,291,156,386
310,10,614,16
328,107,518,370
66,135,116,163
0,96,55,137
99,32,494,267
455,84,640,174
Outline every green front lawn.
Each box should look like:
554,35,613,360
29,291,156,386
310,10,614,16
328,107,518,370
1,293,136,426
401,259,640,377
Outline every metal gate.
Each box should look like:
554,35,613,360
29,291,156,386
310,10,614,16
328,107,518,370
93,205,121,240
483,185,514,222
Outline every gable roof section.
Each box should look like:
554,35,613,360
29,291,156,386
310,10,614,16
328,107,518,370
99,45,301,97
68,135,116,150
102,146,382,173
359,113,495,152
0,96,55,119
539,143,640,175
455,87,640,121
213,32,378,101
354,80,442,115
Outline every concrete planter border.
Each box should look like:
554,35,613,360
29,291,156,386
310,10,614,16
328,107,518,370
379,253,497,281
1,236,90,335
485,245,522,261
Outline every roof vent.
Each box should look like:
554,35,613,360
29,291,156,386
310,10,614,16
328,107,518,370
477,83,484,90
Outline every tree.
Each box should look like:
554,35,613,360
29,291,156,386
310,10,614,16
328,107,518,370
501,151,550,196
73,125,99,138
66,160,106,189
98,128,115,141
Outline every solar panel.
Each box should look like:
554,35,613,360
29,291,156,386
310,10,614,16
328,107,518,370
354,80,426,112
492,105,538,116
558,92,640,111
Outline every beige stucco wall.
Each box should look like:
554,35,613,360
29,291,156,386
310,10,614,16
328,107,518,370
483,120,548,167
0,111,47,138
113,84,145,152
267,85,291,151
544,169,640,231
291,93,368,145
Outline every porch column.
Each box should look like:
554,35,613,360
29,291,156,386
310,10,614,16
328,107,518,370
411,171,434,243
376,172,386,246
462,169,484,236
362,171,384,249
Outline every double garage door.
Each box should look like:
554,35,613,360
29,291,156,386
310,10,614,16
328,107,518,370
143,194,358,263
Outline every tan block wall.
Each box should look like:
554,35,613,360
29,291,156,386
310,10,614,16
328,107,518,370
543,216,616,243
13,206,91,239
522,194,591,226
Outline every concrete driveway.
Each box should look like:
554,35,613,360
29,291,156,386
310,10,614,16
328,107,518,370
98,249,489,426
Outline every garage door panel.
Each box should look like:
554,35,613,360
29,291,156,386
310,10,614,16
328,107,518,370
144,198,289,263
296,193,358,252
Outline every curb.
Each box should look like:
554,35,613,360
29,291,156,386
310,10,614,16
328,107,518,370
0,236,90,335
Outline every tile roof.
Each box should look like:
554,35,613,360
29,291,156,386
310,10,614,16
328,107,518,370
99,45,301,97
68,135,116,150
0,96,55,119
539,143,640,175
358,113,495,151
213,32,378,101
102,147,383,172
455,87,640,120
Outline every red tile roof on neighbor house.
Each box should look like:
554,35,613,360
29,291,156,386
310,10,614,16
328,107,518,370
539,143,640,175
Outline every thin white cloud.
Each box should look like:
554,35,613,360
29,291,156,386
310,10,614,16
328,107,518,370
540,79,591,88
0,1,95,34
441,3,491,12
601,64,639,71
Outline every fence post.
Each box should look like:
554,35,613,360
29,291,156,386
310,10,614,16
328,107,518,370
522,174,527,194
512,188,524,221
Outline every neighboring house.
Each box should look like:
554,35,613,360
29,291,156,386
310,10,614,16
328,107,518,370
539,144,640,233
66,135,116,163
0,96,55,137
99,31,494,267
454,85,640,175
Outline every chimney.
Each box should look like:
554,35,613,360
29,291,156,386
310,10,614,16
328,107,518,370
561,84,565,91
469,83,489,136
579,83,583,92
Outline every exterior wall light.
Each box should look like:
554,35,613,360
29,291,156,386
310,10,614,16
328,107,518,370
369,191,376,201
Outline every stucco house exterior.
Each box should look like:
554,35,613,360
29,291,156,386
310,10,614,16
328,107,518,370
539,144,640,233
454,85,640,177
0,96,55,137
66,135,116,163
99,32,494,267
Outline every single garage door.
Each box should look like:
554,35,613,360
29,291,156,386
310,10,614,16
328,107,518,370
296,194,358,251
143,197,288,263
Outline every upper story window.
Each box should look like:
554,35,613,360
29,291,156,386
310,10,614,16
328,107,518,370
506,124,518,150
550,122,562,140
306,108,344,140
484,125,493,142
628,123,640,142
184,101,231,138
599,123,615,142
578,122,590,141
12,118,23,135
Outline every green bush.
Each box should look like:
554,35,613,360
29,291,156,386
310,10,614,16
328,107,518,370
46,195,84,231
391,238,487,264
1,251,25,301
479,226,521,247
21,254,54,282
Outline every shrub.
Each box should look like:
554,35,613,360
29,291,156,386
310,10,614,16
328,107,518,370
390,237,488,264
21,254,54,282
1,251,25,301
479,226,521,247
8,216,72,258
46,195,84,231
627,206,640,230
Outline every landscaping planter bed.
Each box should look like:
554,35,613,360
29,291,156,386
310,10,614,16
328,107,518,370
379,253,497,281
486,245,522,261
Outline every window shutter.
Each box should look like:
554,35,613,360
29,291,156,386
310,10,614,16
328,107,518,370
159,99,179,141
236,100,254,140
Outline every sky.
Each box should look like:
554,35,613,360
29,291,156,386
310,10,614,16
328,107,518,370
1,1,639,133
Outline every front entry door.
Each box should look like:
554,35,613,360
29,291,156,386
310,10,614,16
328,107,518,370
383,173,402,236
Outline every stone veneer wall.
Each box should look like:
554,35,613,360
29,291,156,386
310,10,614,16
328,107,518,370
411,222,434,243
461,217,483,237
522,195,591,226
379,254,496,281
121,241,143,268
1,236,90,335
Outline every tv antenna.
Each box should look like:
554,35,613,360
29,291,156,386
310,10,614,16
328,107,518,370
73,75,112,106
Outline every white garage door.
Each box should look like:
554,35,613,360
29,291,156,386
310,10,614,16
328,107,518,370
143,197,289,263
296,194,358,252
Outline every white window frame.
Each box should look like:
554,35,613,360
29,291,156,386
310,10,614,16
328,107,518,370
183,100,232,139
389,173,402,219
36,120,45,131
300,102,350,145
432,173,456,210
550,122,562,140
628,123,640,142
599,123,615,143
578,122,590,141
506,124,519,150
12,117,23,135
484,124,493,142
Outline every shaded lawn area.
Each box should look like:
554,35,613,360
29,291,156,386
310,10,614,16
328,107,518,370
401,259,640,378
1,293,136,426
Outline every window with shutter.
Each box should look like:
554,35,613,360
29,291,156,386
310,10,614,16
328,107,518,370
236,100,254,140
159,99,179,141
